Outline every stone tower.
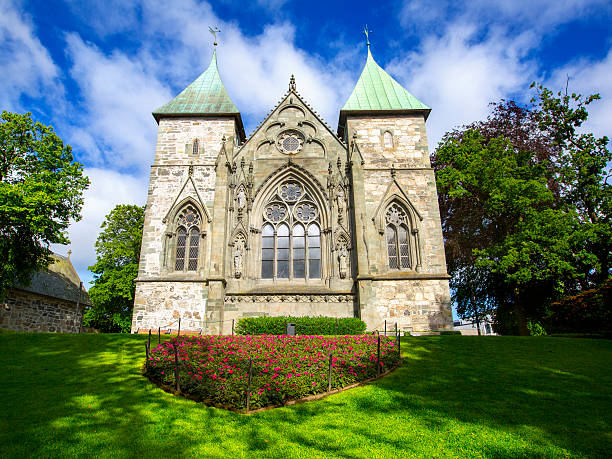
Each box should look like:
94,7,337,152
337,43,451,332
131,42,451,335
131,49,245,333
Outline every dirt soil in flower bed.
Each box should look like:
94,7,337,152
145,334,400,410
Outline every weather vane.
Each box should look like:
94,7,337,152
363,24,372,46
209,26,221,46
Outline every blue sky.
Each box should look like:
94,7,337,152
2,0,611,289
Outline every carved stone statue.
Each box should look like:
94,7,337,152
236,189,246,211
337,187,345,215
338,245,348,279
234,243,244,278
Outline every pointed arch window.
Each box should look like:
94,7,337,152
261,181,321,280
174,205,201,271
192,139,199,155
385,203,411,269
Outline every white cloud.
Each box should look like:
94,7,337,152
65,33,171,171
388,24,534,149
0,0,62,112
52,168,148,286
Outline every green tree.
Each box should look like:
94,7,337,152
0,111,89,301
85,204,144,333
434,86,611,335
531,83,611,285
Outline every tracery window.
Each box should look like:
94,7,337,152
174,205,201,271
261,181,321,279
385,203,411,269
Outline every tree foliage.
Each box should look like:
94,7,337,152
84,204,144,333
433,86,611,335
0,111,89,301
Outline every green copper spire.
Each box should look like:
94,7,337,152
153,49,240,122
341,47,430,114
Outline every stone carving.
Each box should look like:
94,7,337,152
337,187,345,222
223,294,354,304
233,242,244,279
338,244,348,279
236,188,246,211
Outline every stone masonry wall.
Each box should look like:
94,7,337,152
132,282,208,332
138,117,236,277
347,113,452,332
349,114,430,168
1,288,83,333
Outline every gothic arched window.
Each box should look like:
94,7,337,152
261,181,321,280
192,139,199,155
385,203,411,269
174,205,201,271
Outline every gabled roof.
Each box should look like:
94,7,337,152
17,253,92,306
153,49,245,140
338,46,431,138
235,76,346,159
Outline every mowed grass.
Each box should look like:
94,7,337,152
1,333,611,458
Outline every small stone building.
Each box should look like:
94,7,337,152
132,42,452,334
1,253,91,333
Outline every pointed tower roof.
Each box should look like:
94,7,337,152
338,45,430,138
153,49,245,139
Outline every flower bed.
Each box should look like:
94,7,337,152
145,334,400,410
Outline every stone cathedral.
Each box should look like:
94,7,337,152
131,42,452,334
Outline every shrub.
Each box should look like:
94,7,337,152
440,330,462,335
527,322,547,336
543,279,612,334
235,316,366,336
145,334,400,410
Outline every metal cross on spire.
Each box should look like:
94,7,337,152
209,26,221,46
363,24,372,47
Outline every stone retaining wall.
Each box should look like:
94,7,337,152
1,288,83,333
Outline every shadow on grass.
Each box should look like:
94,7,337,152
1,333,611,457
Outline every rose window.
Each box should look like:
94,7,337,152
265,203,287,222
295,203,318,222
177,207,201,228
277,131,304,154
280,183,302,202
385,204,407,226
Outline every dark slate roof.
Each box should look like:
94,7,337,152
17,253,93,306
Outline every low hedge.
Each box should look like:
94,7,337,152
235,316,366,336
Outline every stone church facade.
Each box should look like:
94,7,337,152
131,43,452,334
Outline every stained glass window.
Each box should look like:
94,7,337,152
260,180,322,280
174,205,201,272
385,203,411,270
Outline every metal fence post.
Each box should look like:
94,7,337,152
158,327,161,345
327,353,333,391
232,319,235,336
384,320,387,337
178,318,181,336
377,335,381,376
148,330,151,350
173,343,180,392
246,358,253,412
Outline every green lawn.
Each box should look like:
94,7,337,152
1,333,610,458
